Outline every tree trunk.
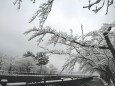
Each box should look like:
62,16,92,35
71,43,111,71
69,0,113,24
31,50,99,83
40,65,42,74
103,27,115,85
107,68,115,85
103,27,115,59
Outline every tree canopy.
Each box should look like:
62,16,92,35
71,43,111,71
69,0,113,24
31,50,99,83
24,51,49,74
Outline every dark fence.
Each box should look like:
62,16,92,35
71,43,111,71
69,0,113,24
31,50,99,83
0,77,93,86
25,77,93,86
0,71,93,83
0,71,93,86
0,75,61,83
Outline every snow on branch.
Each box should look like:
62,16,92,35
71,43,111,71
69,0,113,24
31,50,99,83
83,0,114,14
14,0,54,28
40,46,95,64
61,57,78,72
29,0,54,28
25,26,109,49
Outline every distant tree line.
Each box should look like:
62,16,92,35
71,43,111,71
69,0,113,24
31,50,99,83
0,52,58,74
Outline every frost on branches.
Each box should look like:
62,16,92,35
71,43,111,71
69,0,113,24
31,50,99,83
14,0,114,29
24,21,115,85
13,0,115,85
14,0,54,28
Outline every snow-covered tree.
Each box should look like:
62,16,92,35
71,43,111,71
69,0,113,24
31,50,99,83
0,53,16,72
77,24,115,85
13,57,36,73
23,51,49,74
0,52,4,70
13,0,115,85
24,22,115,85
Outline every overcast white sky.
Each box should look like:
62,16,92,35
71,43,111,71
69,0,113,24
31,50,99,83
0,0,115,71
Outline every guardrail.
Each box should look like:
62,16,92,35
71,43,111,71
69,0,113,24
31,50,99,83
20,77,93,86
0,71,94,86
